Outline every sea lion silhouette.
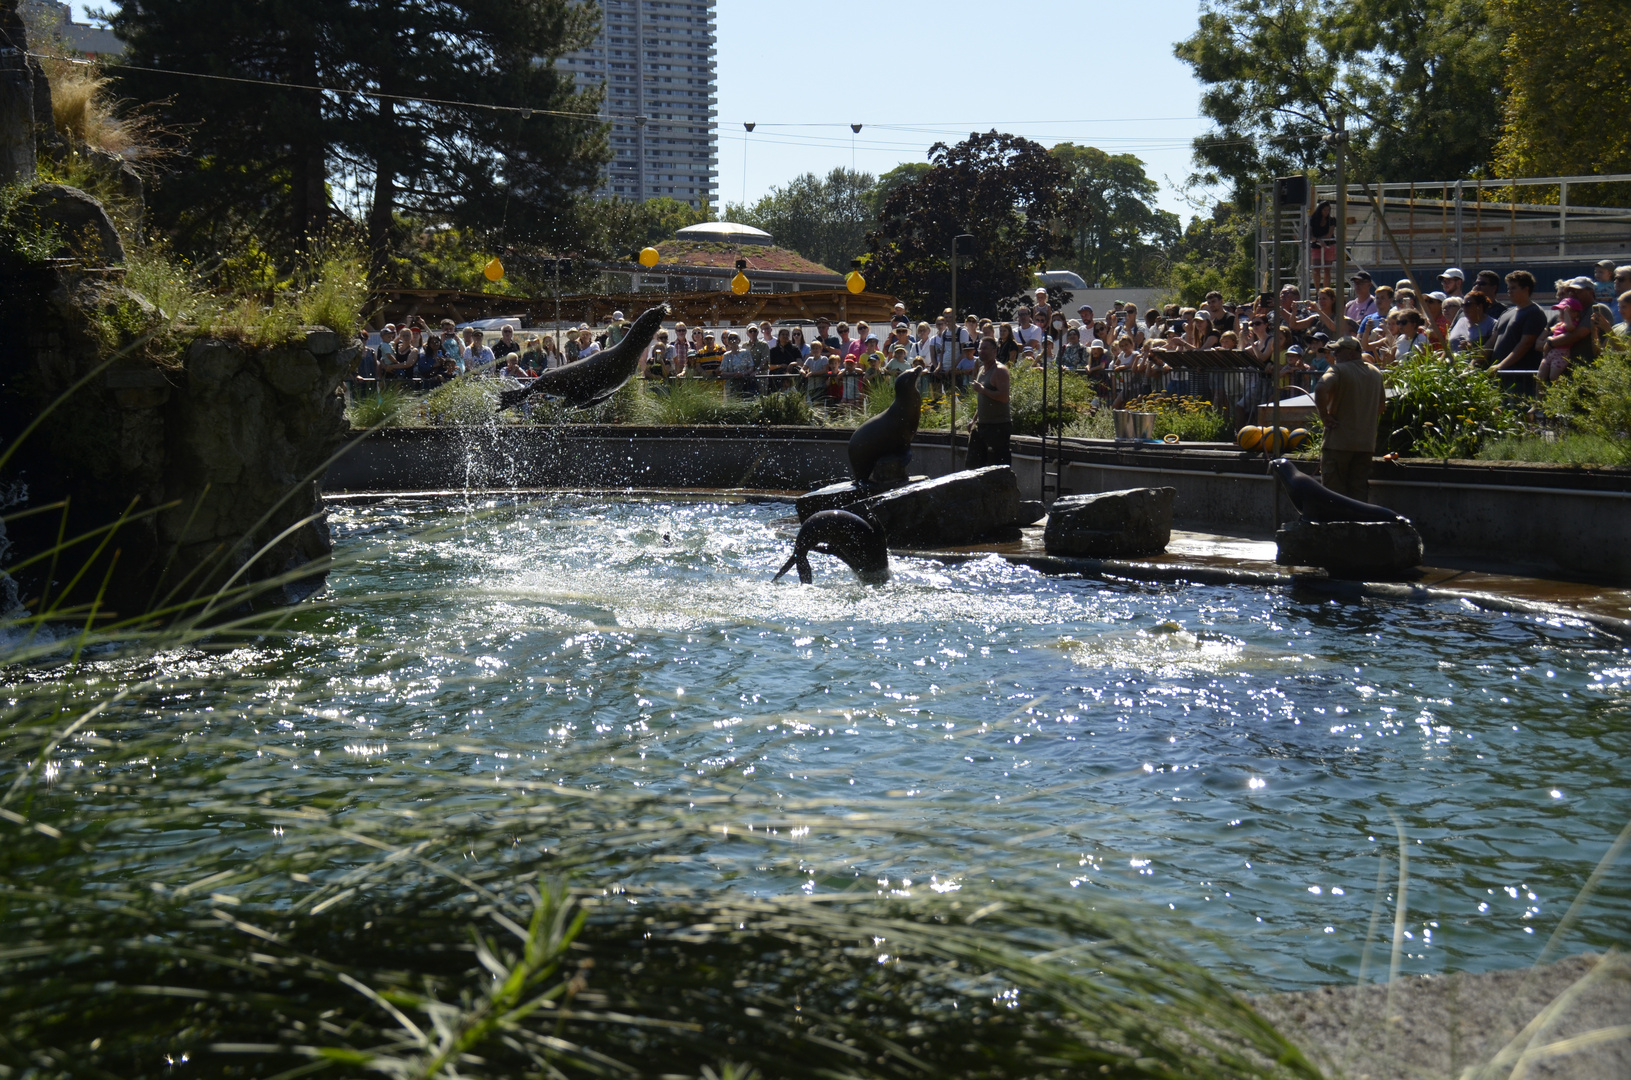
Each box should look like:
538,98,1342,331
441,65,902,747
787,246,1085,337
848,368,922,486
497,305,668,412
1271,458,1406,524
772,509,889,584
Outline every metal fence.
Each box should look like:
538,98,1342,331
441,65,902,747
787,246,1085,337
1256,173,1631,298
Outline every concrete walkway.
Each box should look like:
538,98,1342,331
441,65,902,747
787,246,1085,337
1255,953,1631,1080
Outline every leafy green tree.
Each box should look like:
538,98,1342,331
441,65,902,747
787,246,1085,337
1492,0,1631,201
863,131,1080,317
109,0,609,270
1166,202,1256,304
726,167,876,272
1050,144,1179,287
1174,0,1504,198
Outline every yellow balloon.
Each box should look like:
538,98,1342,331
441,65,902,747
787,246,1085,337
845,270,865,294
730,270,750,295
483,257,504,282
638,246,660,268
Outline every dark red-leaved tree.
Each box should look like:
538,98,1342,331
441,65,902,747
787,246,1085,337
863,131,1082,317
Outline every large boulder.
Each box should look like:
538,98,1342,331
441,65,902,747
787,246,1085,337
860,466,1021,547
1276,518,1423,579
1044,487,1175,558
22,182,124,264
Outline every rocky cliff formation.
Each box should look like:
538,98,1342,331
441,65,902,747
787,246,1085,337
3,257,354,619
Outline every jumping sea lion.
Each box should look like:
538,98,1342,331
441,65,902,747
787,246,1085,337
496,305,668,412
1271,458,1406,524
772,509,889,584
848,368,922,486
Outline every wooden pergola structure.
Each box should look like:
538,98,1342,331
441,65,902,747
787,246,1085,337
372,287,901,329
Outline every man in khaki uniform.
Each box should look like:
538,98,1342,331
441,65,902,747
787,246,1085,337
1314,335,1384,501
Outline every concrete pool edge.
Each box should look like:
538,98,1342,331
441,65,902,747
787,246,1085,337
324,425,1631,585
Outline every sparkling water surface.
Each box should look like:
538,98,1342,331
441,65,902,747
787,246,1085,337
198,495,1631,988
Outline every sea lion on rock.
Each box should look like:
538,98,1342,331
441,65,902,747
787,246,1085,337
772,509,889,584
848,368,922,487
1271,458,1406,524
496,305,668,412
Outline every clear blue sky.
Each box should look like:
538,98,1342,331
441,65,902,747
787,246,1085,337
714,0,1215,218
71,0,1216,220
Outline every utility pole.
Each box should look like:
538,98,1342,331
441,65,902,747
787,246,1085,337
1333,113,1348,324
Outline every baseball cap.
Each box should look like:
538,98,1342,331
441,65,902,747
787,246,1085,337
1597,259,1616,269
1285,344,1303,355
1427,291,1448,301
865,333,879,342
1554,297,1583,311
612,310,625,320
1440,268,1465,281
1567,276,1596,290
1351,270,1373,282
1334,335,1363,350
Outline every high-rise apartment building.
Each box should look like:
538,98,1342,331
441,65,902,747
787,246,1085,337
556,0,718,209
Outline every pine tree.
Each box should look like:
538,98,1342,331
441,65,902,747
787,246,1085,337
109,0,611,268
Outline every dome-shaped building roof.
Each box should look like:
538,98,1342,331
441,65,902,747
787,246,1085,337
674,221,774,246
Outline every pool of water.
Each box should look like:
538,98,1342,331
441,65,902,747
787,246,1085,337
122,495,1631,988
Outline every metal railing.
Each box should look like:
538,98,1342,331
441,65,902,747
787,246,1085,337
1256,173,1631,296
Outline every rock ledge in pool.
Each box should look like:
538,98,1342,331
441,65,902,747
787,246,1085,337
1275,517,1422,578
859,466,1022,547
1044,487,1175,558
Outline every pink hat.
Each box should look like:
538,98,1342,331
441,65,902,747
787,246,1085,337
1554,297,1583,312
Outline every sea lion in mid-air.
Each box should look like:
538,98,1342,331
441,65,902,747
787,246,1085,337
773,510,890,584
1271,458,1406,524
848,368,922,486
496,305,668,412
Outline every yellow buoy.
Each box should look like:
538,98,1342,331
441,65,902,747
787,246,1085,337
483,257,504,282
845,269,866,294
1286,427,1311,451
730,270,750,295
638,246,660,268
1237,425,1263,451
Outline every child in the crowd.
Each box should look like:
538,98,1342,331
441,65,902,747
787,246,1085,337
1539,296,1582,383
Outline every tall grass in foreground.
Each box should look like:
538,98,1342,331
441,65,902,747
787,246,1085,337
0,499,1329,1080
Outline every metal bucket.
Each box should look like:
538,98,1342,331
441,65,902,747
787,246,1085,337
1114,410,1156,440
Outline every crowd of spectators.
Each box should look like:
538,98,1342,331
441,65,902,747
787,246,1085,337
354,264,1631,408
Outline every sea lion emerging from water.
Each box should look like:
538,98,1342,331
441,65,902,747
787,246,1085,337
1271,458,1406,524
772,510,889,584
496,305,668,412
848,368,922,487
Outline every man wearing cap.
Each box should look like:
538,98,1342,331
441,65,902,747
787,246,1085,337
1438,268,1466,300
813,317,839,350
744,324,770,372
1345,271,1377,323
1314,336,1384,502
891,301,909,328
1471,271,1507,319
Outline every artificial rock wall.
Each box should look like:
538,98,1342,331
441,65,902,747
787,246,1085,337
2,260,354,618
